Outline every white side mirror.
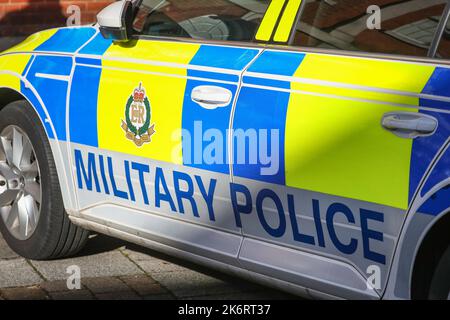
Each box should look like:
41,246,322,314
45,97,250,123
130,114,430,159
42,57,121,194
97,0,134,42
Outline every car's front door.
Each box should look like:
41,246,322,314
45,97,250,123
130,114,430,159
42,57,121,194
69,0,271,266
232,0,450,299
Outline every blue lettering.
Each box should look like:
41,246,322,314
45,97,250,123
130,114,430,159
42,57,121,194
124,161,135,202
256,189,286,238
74,150,388,265
195,176,217,221
360,209,386,264
312,199,325,248
230,183,252,228
155,167,176,212
326,203,357,255
98,155,110,195
107,156,128,200
288,194,315,245
173,171,199,217
132,162,150,205
75,150,100,193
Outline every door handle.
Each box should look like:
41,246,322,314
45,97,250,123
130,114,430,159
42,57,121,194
381,112,438,138
191,85,232,110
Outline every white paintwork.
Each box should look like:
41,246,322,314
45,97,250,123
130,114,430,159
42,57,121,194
191,85,233,109
35,73,70,82
96,0,127,28
239,238,379,299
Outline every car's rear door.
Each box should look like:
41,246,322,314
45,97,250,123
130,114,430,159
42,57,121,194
232,0,450,299
69,0,271,266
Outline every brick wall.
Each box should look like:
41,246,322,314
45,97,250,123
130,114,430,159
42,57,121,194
0,0,116,37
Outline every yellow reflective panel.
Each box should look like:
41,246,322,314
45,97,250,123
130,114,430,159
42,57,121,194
98,40,200,165
296,54,434,93
256,0,286,41
0,54,33,91
274,0,302,43
285,55,435,210
294,83,420,107
2,29,58,54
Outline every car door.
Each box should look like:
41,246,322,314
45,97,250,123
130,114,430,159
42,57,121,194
69,0,271,266
233,0,450,299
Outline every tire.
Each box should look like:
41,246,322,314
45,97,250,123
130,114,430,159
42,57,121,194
428,245,450,300
0,100,89,260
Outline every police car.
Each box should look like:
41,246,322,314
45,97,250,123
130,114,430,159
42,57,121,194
0,0,449,300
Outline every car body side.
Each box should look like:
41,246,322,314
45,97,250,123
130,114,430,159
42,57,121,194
0,25,449,300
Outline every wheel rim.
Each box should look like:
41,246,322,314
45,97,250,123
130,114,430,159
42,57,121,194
0,126,41,240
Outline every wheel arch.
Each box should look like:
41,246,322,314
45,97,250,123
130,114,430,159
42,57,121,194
0,87,26,110
410,149,450,299
0,85,57,147
384,141,450,299
411,209,450,299
0,85,76,212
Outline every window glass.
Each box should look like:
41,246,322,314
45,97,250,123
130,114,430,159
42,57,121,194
436,17,450,59
133,0,270,42
292,0,448,57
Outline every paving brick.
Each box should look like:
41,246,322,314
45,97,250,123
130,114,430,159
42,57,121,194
30,251,143,281
50,289,94,300
0,259,42,288
0,236,18,260
151,270,245,299
0,235,293,300
96,291,142,300
119,275,168,296
143,294,175,300
82,277,129,294
1,286,48,300
123,249,190,274
40,280,84,293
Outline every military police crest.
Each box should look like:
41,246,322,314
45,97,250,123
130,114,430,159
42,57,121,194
121,83,156,147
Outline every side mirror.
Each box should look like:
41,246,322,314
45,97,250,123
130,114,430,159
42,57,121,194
97,0,134,42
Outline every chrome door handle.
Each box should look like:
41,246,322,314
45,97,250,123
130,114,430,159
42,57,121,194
191,85,232,110
381,112,438,138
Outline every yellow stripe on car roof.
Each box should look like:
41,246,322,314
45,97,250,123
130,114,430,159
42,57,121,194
256,0,286,41
274,0,302,43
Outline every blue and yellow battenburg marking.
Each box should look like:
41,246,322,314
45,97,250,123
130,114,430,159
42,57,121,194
3,26,449,214
0,28,61,96
237,50,438,211
1,27,96,139
68,36,262,172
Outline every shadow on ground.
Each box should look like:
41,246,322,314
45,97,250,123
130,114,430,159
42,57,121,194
77,233,298,298
0,229,299,299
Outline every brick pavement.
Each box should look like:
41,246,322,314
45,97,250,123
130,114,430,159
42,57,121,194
0,233,297,300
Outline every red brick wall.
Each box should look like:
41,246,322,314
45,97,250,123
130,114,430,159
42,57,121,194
0,0,116,37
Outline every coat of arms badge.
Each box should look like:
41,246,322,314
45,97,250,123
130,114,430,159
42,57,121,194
121,83,156,147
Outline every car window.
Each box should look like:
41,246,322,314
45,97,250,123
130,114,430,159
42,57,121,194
291,0,448,57
133,0,271,42
436,16,450,59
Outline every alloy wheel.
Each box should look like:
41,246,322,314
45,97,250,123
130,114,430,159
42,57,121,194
0,125,41,240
